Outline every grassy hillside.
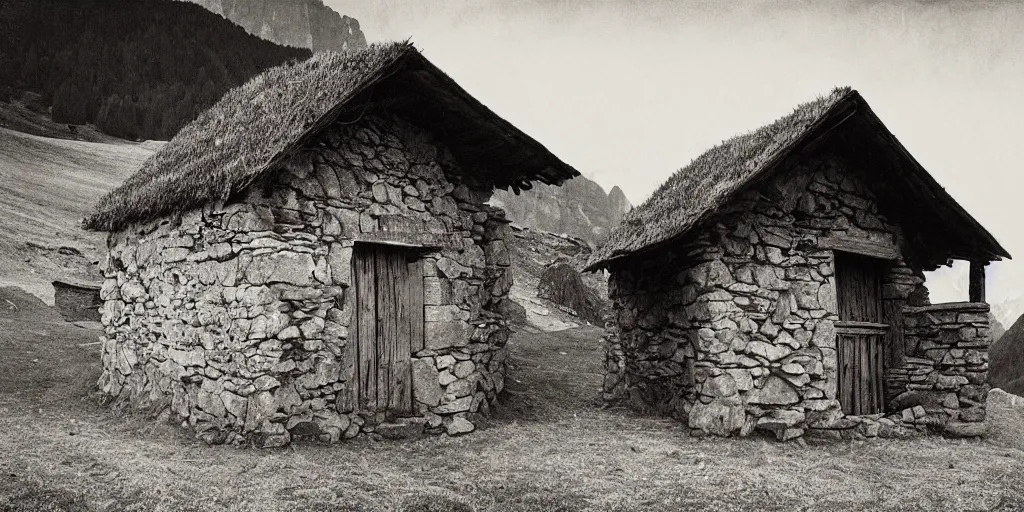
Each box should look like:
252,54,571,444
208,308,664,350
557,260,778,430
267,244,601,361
990,314,1024,396
0,0,309,141
0,127,159,302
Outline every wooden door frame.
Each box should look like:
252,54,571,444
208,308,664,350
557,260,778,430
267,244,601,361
351,242,427,419
833,250,891,415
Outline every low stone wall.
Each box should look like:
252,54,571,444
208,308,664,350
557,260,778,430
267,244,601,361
897,302,990,434
805,302,990,440
98,112,514,445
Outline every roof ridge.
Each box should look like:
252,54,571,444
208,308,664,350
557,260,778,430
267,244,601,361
84,40,578,232
588,87,854,270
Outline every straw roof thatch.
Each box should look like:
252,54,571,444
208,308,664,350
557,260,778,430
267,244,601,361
84,41,580,232
586,88,1009,271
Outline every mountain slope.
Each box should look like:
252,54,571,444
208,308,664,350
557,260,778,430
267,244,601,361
183,0,367,52
0,0,310,141
490,176,632,245
990,313,1024,395
993,295,1024,333
0,127,160,302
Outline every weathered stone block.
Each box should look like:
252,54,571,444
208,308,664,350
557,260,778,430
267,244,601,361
244,391,277,432
434,396,473,414
691,259,734,288
746,376,799,405
221,391,248,420
425,321,472,350
423,277,452,306
436,257,471,279
412,358,443,406
453,360,476,379
745,340,791,362
757,409,805,430
245,252,316,286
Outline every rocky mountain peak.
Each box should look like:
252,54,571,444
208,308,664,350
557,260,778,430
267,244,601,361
489,175,632,246
182,0,367,52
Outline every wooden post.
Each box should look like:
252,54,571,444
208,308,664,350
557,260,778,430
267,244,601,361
969,260,986,303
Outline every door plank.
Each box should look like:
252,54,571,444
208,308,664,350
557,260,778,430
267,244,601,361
876,333,884,409
393,253,413,414
859,335,869,415
883,299,905,369
838,335,851,415
375,247,396,412
838,335,846,415
408,258,425,353
355,244,378,412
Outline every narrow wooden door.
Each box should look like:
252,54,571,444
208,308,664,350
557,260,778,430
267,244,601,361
353,243,425,418
834,252,888,415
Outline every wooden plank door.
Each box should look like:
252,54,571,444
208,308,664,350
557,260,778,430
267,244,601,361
353,243,424,418
834,251,888,415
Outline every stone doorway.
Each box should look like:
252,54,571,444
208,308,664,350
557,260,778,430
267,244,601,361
834,251,889,415
352,242,425,419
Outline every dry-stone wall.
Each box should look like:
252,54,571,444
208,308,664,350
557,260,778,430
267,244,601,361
892,303,991,437
98,112,513,446
604,154,991,440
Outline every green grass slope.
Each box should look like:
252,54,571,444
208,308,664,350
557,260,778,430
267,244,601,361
0,126,159,302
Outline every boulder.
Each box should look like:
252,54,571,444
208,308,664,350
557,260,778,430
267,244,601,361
537,262,608,325
688,400,745,436
445,416,475,436
756,409,805,430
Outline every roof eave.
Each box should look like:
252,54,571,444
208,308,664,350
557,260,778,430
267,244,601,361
589,91,1012,270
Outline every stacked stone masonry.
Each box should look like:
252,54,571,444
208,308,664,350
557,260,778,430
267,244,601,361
603,153,992,441
98,113,515,446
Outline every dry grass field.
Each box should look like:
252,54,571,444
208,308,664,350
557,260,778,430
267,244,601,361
2,286,1024,512
0,126,159,302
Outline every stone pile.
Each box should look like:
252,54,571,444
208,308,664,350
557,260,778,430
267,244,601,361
98,112,515,445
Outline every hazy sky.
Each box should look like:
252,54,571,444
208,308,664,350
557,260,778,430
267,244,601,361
327,0,1023,304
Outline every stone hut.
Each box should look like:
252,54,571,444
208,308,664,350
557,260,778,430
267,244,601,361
586,88,1010,441
83,42,579,446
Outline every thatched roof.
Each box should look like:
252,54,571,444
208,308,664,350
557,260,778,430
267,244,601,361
586,87,1010,271
84,42,580,232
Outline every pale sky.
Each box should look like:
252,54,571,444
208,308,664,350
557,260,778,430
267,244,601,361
327,0,1023,305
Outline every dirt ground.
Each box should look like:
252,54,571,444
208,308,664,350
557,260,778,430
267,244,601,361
2,288,1024,512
